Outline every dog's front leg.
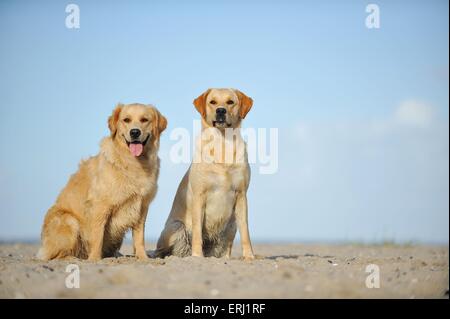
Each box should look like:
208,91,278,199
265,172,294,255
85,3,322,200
87,208,110,261
235,192,255,260
191,195,205,257
132,199,150,260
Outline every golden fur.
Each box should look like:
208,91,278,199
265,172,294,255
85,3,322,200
155,88,255,260
38,103,167,261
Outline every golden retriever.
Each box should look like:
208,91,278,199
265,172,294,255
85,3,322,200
38,103,167,261
155,88,255,260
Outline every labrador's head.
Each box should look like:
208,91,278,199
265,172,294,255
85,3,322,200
193,88,253,129
108,103,167,157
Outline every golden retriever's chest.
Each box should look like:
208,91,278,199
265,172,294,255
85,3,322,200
107,167,157,230
98,162,158,204
120,172,156,198
108,197,143,234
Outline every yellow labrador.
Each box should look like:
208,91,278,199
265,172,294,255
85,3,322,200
155,88,255,260
38,103,167,261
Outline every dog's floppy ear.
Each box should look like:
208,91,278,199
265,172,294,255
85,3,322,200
108,104,123,137
151,107,168,139
235,90,253,119
193,89,211,118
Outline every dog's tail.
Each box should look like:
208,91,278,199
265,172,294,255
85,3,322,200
151,220,192,258
37,206,83,261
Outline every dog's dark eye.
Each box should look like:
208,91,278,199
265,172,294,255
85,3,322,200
210,100,217,105
123,118,131,123
140,118,149,123
226,100,234,105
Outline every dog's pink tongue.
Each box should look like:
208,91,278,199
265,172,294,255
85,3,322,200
129,143,143,157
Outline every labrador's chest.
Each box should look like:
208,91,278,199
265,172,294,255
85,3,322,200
202,164,249,234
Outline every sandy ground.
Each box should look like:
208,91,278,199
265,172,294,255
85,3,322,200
0,242,448,299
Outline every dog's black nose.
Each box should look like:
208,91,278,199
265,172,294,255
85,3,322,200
216,108,227,115
130,129,141,139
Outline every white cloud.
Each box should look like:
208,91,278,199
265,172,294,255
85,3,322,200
295,100,437,144
265,99,449,243
394,100,434,128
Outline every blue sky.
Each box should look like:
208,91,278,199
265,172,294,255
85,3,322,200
0,0,448,243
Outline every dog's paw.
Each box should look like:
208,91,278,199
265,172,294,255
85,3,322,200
243,254,255,261
136,253,149,260
87,253,102,262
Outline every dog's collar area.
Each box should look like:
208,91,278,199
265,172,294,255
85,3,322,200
123,134,150,147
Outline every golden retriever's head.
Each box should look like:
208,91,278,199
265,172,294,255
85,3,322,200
193,88,253,129
108,103,167,157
